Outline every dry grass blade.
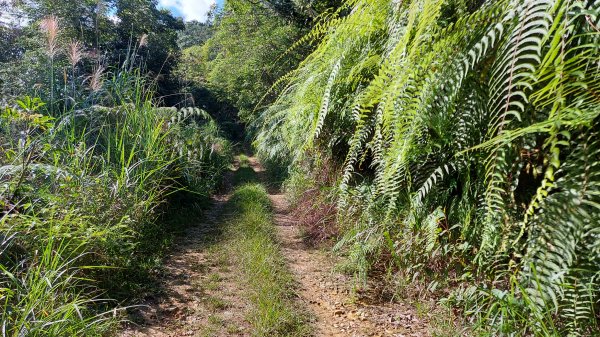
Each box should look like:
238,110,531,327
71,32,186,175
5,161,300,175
40,15,60,58
67,40,86,67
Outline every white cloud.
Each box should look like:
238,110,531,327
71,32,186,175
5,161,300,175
159,0,216,22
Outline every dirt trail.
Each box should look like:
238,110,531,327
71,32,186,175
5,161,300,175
120,161,251,337
270,194,433,337
119,195,252,336
120,156,434,336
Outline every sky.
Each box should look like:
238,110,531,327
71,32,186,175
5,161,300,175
158,0,223,22
0,0,223,24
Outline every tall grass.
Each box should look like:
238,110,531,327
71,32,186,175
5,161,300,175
1,17,232,335
1,226,113,336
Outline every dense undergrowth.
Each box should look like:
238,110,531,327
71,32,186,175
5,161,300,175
255,0,600,335
3,0,600,334
226,184,310,336
0,17,231,335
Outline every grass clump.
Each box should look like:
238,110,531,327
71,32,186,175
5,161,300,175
0,233,114,336
226,184,310,336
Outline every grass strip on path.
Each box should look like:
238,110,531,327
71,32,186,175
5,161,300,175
225,184,311,337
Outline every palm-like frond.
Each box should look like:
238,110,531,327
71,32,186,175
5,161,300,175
256,0,600,333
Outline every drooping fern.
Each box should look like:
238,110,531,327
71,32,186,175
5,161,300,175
255,0,600,333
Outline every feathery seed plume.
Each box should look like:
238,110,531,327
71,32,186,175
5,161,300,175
40,16,60,58
88,64,105,92
67,40,85,67
139,34,148,48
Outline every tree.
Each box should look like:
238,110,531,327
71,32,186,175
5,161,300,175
3,0,184,104
177,20,213,50
0,25,24,63
112,0,184,102
14,0,116,49
247,0,342,26
179,0,307,120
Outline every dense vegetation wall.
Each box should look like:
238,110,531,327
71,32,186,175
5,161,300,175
254,0,600,334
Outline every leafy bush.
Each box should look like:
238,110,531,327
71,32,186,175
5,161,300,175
256,0,600,334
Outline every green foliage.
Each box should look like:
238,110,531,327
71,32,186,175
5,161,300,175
0,226,114,336
178,19,215,50
1,0,184,105
168,107,233,192
177,0,307,121
256,0,600,334
0,2,235,335
1,58,231,335
0,24,24,63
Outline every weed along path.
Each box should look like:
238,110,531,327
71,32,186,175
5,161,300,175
121,156,436,337
271,196,437,337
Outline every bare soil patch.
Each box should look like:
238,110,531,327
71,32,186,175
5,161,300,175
271,194,436,337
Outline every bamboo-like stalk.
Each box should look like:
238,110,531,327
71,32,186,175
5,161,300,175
40,16,60,115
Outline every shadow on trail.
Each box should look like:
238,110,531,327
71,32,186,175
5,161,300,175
230,154,264,187
122,195,231,327
232,166,261,187
122,157,250,329
230,153,285,194
121,153,284,334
